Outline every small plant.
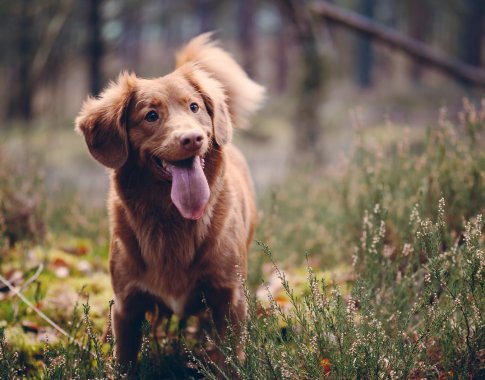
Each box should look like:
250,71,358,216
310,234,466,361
0,327,23,380
41,300,119,380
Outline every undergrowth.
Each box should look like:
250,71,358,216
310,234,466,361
257,99,485,268
195,202,484,379
0,99,484,378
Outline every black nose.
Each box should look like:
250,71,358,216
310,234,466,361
180,131,204,151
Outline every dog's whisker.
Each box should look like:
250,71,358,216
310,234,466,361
150,147,163,156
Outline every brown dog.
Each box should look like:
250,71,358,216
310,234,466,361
75,33,264,367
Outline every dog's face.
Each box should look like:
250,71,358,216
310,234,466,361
129,74,212,175
76,65,232,220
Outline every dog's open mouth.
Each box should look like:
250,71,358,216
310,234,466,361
153,156,206,179
153,156,210,220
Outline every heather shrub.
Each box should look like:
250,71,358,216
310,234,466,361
257,99,485,267
197,99,485,379
0,100,484,378
195,202,484,379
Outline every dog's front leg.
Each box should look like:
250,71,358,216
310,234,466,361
112,293,151,371
207,288,247,371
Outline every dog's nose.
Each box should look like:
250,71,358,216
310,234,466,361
180,131,204,151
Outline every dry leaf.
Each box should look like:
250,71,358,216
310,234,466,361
21,321,40,333
50,257,69,268
320,358,331,374
60,245,89,256
50,257,70,278
0,269,23,292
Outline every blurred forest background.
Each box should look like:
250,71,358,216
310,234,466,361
0,0,484,202
1,1,484,377
0,0,483,208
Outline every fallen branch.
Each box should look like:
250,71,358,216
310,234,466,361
18,264,44,294
0,269,72,340
311,1,485,86
0,268,94,357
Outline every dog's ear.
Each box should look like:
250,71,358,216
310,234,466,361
201,91,232,146
176,33,265,130
186,67,233,146
75,72,136,169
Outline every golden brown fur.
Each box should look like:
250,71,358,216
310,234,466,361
75,33,264,368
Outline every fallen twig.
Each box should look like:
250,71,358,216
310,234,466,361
0,269,95,358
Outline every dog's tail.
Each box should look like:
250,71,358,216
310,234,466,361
176,32,265,129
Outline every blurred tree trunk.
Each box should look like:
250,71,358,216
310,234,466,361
384,0,396,27
5,0,72,121
197,0,216,33
355,0,374,88
274,24,289,93
238,0,256,77
277,0,326,165
88,0,103,96
462,0,484,68
120,1,142,72
7,0,34,120
408,0,432,84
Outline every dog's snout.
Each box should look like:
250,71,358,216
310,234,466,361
180,131,204,151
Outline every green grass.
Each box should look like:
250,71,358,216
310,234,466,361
0,99,484,378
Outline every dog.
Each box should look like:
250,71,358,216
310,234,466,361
75,33,264,369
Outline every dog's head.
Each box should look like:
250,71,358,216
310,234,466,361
75,34,264,220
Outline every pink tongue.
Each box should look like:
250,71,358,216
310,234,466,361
170,157,210,220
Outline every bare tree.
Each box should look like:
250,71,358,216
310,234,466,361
3,0,73,122
462,0,484,68
355,0,374,88
238,0,256,77
312,1,485,86
407,0,432,83
120,0,142,72
196,0,216,33
7,0,34,120
277,0,326,165
274,22,290,93
87,0,103,96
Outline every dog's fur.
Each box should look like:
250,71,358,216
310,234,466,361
75,33,264,367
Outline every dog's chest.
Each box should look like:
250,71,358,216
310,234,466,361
136,221,208,317
162,293,188,316
141,257,193,316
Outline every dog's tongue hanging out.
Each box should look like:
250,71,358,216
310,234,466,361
170,156,210,220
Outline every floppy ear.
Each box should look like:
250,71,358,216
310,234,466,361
75,72,137,169
200,89,232,146
176,33,265,129
185,66,232,146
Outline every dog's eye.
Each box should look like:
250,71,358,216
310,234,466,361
145,111,159,122
189,102,199,113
